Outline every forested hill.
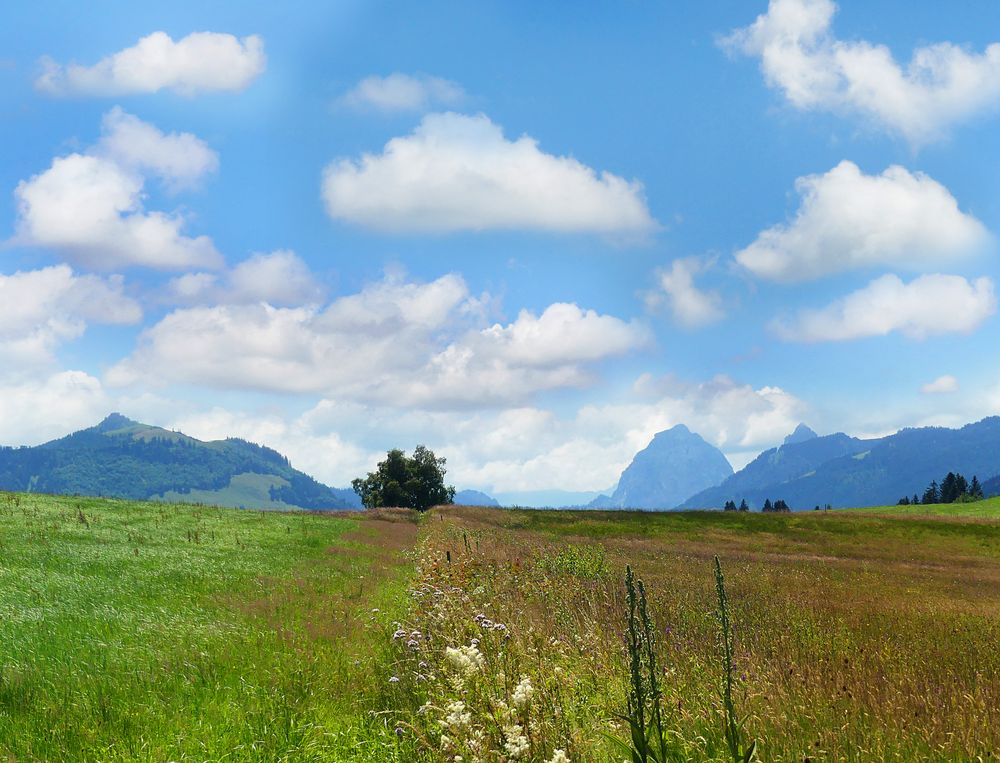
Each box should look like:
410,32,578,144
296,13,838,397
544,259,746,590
0,413,360,510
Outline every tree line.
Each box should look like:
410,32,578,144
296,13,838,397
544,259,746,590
722,498,790,512
897,471,984,505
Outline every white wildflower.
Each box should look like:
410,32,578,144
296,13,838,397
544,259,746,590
512,675,534,708
442,701,472,729
547,750,570,763
504,724,530,759
445,643,484,676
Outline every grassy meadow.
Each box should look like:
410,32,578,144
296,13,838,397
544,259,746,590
0,492,418,761
1,493,998,761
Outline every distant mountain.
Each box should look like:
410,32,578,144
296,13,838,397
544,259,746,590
454,489,499,507
684,417,1000,510
983,473,1000,497
783,423,818,445
589,425,733,509
0,413,360,510
493,488,610,508
680,429,869,509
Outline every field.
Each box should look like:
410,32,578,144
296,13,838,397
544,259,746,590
0,492,418,761
1,493,998,761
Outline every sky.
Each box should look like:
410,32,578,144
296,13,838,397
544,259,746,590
3,0,1000,500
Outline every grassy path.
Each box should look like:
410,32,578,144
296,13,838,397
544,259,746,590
0,494,419,762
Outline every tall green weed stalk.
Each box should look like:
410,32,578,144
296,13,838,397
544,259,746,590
714,555,756,763
607,564,674,762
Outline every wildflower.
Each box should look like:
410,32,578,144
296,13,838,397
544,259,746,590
512,675,534,708
504,724,530,759
406,639,420,649
393,628,407,640
389,676,400,684
547,750,570,763
442,700,472,729
445,643,484,676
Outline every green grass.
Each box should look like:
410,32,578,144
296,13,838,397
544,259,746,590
850,495,1000,518
156,471,297,510
5,493,999,761
0,492,417,762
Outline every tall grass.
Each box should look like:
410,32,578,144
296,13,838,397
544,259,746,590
714,556,755,763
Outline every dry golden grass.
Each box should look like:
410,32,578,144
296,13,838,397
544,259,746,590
382,505,1000,761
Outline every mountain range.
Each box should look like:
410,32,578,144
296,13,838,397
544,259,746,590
679,417,1000,510
4,413,1000,512
588,424,733,509
0,414,361,510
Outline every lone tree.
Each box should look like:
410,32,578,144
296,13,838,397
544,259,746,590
352,445,456,512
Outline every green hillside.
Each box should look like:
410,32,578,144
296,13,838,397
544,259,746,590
0,414,360,510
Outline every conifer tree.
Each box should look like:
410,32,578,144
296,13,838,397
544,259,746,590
738,499,749,512
970,475,983,499
762,498,773,512
922,480,940,505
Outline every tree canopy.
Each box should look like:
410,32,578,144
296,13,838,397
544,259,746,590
352,445,456,512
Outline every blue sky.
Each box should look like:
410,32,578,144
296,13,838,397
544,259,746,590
3,0,1000,499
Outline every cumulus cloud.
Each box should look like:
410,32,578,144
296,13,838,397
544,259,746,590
774,274,996,342
160,371,806,493
13,110,221,270
724,0,1000,144
442,375,805,492
96,107,218,191
646,256,725,327
166,250,324,306
340,73,464,112
322,112,657,235
108,273,649,407
921,375,959,394
736,161,988,282
0,371,111,445
0,265,141,368
36,31,265,96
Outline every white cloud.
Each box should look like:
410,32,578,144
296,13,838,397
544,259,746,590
340,73,464,112
736,161,988,282
13,111,222,271
160,371,806,494
646,256,725,327
167,250,324,306
0,265,141,369
724,0,1000,144
774,273,996,342
0,371,111,445
922,375,959,394
96,107,218,191
322,112,657,235
108,273,649,408
36,31,265,97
